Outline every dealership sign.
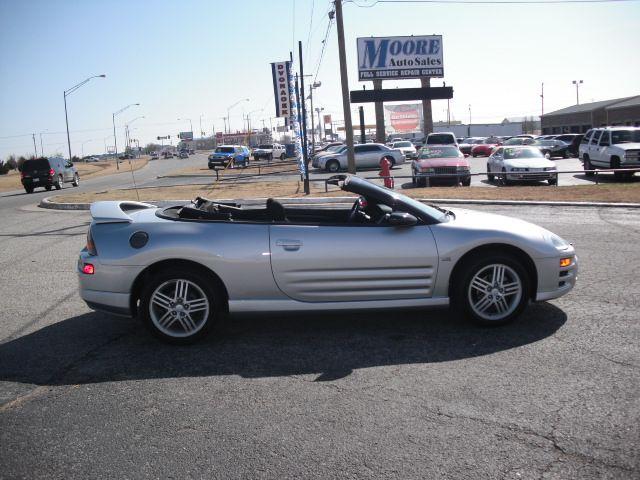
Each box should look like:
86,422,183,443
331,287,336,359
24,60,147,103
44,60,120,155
271,61,292,118
357,35,443,81
384,104,422,133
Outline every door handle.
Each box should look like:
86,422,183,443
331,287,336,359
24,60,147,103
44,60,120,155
276,239,302,251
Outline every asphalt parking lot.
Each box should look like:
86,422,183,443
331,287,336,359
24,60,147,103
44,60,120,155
0,200,638,478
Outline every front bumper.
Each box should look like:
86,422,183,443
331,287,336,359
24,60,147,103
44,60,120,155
507,171,556,181
535,254,578,301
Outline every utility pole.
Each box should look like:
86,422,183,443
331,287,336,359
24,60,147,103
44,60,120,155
468,104,471,137
540,82,545,117
298,40,311,195
421,77,433,136
32,134,37,157
334,0,355,173
358,107,366,144
373,79,385,143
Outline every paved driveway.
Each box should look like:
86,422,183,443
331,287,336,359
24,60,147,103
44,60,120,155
0,202,638,478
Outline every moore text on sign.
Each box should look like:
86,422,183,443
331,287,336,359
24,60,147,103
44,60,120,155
357,35,444,81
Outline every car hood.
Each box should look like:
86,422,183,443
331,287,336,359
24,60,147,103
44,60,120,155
612,142,640,150
415,158,469,168
438,207,566,258
503,158,555,168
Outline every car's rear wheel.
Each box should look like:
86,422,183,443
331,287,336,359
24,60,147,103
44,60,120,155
326,159,340,172
72,173,80,187
140,269,220,344
24,186,33,194
583,156,594,177
454,254,530,326
55,175,63,190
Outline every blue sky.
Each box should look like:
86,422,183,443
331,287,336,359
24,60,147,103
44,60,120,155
1,0,639,158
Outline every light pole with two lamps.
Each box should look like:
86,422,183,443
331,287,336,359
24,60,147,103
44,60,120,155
572,80,584,105
64,74,106,161
112,103,140,169
226,98,249,133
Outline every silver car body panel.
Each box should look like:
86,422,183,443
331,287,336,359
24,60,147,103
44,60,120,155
78,178,576,318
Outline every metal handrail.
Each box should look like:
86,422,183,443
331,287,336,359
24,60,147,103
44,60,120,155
320,167,640,192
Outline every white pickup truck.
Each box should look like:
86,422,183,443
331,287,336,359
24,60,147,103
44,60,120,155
579,127,640,179
252,143,286,161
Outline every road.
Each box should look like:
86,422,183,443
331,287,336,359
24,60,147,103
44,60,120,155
0,154,207,209
0,198,638,478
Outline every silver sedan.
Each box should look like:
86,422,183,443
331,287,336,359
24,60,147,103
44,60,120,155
314,143,405,172
78,175,577,343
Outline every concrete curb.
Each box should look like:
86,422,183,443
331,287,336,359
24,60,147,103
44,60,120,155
39,195,640,211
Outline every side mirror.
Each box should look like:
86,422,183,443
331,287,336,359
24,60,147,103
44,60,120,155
386,212,418,227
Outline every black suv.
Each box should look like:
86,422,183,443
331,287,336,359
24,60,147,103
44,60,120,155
20,157,79,194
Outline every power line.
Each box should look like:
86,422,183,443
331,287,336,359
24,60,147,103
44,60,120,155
349,0,636,5
305,0,316,59
312,9,335,82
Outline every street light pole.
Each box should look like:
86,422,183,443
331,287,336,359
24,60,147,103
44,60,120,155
113,103,140,169
63,74,106,161
572,80,583,105
308,81,321,153
226,98,249,135
468,104,472,137
316,107,324,142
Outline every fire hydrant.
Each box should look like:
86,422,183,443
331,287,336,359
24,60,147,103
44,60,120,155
379,157,394,189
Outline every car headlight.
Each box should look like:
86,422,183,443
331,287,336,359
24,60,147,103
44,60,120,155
544,167,557,171
456,166,469,171
550,233,570,250
511,167,526,172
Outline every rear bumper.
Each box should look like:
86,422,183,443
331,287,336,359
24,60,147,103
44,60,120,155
81,289,132,317
21,177,54,187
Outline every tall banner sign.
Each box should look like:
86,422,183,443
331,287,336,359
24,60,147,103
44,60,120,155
357,35,444,81
271,61,292,118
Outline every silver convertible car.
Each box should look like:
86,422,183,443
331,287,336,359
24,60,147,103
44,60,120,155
78,175,577,343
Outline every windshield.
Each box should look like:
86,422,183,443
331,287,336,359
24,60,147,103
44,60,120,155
419,146,460,159
503,147,544,159
427,134,455,144
394,141,412,147
257,144,272,149
215,147,235,153
611,130,640,144
327,145,343,152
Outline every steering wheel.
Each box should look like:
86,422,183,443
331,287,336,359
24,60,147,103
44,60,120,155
347,197,362,223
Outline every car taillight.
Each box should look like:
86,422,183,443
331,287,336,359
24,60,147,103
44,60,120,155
86,228,97,255
82,263,95,275
48,168,55,177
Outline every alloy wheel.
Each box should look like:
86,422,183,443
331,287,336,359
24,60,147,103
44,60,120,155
149,279,210,338
467,264,522,321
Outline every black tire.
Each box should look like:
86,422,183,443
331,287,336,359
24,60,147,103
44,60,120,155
548,176,557,186
24,187,34,194
611,157,624,180
383,156,395,168
72,173,80,187
139,268,222,344
280,153,285,160
326,159,340,173
462,177,471,187
55,175,63,190
487,164,494,182
562,151,568,159
45,185,52,191
500,168,510,186
417,176,427,187
472,152,477,158
452,252,530,327
583,156,594,177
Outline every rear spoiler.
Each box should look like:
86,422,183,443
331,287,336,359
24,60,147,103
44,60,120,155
90,201,155,224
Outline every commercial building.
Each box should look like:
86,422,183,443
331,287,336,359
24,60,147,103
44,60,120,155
541,96,640,134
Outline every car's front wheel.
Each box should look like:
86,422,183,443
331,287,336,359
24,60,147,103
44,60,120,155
72,173,80,187
326,159,340,172
487,164,494,182
55,175,63,190
454,253,530,326
140,269,220,344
